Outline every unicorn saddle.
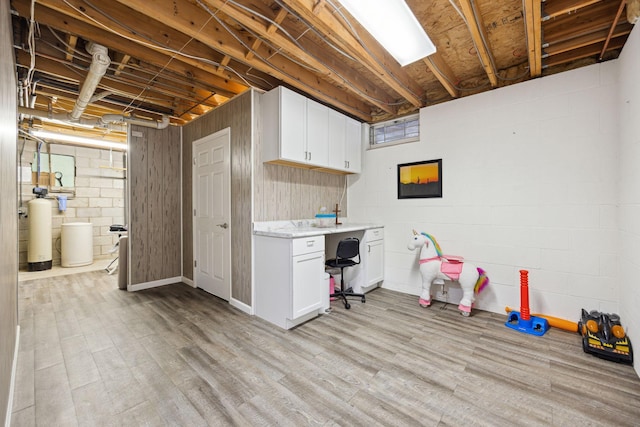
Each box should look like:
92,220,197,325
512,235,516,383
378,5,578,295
421,255,465,280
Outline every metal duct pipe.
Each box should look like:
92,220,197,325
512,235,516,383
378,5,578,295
17,106,169,131
69,42,110,121
101,114,170,130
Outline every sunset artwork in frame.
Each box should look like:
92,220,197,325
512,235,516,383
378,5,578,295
397,159,442,199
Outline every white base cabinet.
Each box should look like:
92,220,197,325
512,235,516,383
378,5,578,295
255,235,325,329
364,228,384,289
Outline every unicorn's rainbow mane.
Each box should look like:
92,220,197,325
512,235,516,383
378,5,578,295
420,232,443,257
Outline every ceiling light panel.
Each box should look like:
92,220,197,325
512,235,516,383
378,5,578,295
339,0,436,66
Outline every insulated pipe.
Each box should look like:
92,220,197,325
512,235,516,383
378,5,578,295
69,42,111,121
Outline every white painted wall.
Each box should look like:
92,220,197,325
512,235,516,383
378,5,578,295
349,60,621,323
617,24,640,377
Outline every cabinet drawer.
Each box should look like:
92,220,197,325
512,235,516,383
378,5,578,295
292,236,325,256
365,228,384,242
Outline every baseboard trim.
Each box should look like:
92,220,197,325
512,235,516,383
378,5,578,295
181,277,195,287
230,298,253,315
127,276,181,292
5,325,19,427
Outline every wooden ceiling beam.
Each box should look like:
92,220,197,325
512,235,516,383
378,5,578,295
543,0,602,20
280,0,425,108
246,8,288,61
197,0,394,114
423,53,460,98
543,1,625,42
29,84,179,122
16,49,216,113
524,0,542,77
114,54,131,77
458,0,498,86
599,0,627,60
13,0,247,99
543,23,632,56
112,0,373,120
543,36,626,67
65,34,78,62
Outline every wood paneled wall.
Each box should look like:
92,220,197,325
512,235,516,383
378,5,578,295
182,90,253,305
128,125,181,285
0,0,18,422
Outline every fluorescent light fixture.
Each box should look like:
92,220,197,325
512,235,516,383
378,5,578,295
339,0,436,66
32,130,128,151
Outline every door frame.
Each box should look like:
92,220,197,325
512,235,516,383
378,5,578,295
192,127,232,299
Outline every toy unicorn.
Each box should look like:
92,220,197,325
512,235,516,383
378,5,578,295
407,230,489,316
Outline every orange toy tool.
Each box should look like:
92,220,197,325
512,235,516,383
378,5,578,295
505,306,578,333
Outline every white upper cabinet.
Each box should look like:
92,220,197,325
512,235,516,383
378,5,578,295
278,87,307,163
327,109,346,171
344,116,362,173
305,98,329,167
261,86,362,174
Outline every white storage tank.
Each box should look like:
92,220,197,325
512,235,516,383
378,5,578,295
28,198,53,271
61,222,94,267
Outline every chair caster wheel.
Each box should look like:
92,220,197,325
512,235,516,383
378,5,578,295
345,303,351,309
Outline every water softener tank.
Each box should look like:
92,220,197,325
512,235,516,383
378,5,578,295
28,198,53,271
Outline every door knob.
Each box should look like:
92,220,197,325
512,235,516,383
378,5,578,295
217,223,228,229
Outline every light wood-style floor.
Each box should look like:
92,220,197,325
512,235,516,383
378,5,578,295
11,271,640,426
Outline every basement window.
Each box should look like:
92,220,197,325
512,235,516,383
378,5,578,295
369,114,420,148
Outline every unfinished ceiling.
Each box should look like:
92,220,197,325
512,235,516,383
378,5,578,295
11,0,637,140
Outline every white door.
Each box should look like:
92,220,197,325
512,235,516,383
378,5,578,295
193,128,231,301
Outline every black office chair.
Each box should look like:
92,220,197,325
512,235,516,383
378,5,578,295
326,237,365,309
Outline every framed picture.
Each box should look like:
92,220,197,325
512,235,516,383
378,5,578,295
397,159,442,199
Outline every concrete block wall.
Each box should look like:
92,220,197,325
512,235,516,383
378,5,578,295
18,140,126,269
348,61,621,322
617,24,640,377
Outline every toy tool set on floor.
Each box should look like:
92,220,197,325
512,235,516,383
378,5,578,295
578,309,633,364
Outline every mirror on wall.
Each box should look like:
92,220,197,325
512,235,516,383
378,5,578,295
31,153,76,188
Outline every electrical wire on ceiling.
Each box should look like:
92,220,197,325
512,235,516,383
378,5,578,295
59,0,255,89
272,0,358,63
80,0,213,115
214,0,411,108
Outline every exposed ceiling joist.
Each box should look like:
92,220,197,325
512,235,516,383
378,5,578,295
458,0,498,87
10,0,633,128
112,0,374,120
424,53,460,98
524,0,542,77
543,0,602,21
543,24,632,57
599,0,627,60
543,36,627,67
280,0,425,108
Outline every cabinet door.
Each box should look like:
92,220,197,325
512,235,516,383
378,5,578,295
345,117,362,173
366,239,384,287
306,99,329,166
291,251,324,319
327,109,346,170
280,88,307,163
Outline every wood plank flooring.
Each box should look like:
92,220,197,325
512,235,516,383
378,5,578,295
11,271,640,426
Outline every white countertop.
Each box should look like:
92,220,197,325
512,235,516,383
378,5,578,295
253,220,383,238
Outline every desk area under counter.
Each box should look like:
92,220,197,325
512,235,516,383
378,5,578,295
253,221,384,329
